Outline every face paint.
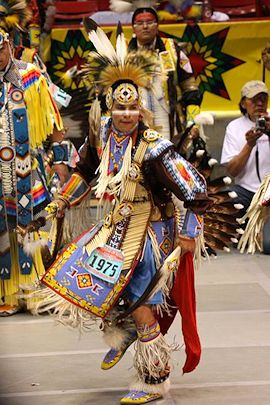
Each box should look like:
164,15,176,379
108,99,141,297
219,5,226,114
111,101,140,133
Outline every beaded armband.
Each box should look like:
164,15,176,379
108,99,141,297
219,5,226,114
161,149,206,200
59,172,91,207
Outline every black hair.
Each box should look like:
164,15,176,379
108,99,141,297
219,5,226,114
239,98,247,115
111,79,138,92
132,7,159,25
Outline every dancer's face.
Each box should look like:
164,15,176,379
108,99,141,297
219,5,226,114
0,41,10,71
111,101,140,133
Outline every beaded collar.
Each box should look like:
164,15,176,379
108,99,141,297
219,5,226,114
111,122,138,138
2,59,25,89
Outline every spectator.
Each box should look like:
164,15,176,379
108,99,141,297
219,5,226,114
221,80,270,251
127,6,202,142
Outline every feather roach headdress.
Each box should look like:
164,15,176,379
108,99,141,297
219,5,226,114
83,18,164,109
82,18,162,200
0,0,31,34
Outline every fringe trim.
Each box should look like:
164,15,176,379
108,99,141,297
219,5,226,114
0,232,19,305
238,175,270,254
155,300,176,319
64,196,96,242
239,207,270,254
194,233,208,269
129,376,171,396
27,285,96,332
88,97,101,148
0,232,46,306
147,227,161,269
96,197,113,222
111,138,132,196
47,217,71,256
24,74,62,149
92,138,112,199
93,136,132,199
133,331,174,380
148,246,181,305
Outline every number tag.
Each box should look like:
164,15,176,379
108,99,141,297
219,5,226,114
49,83,72,107
85,245,124,284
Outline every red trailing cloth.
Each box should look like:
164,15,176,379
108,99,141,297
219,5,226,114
157,251,201,373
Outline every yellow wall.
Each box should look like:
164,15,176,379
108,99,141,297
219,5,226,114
44,20,270,114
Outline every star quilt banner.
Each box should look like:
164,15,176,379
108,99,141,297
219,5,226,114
43,20,270,114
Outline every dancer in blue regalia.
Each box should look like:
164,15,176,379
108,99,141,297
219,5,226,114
0,0,63,315
38,18,210,404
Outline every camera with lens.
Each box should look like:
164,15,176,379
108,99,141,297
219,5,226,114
255,117,267,132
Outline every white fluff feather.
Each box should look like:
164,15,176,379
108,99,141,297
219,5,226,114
194,112,214,126
23,235,47,257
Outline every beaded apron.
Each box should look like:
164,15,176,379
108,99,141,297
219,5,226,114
0,82,50,278
42,132,154,318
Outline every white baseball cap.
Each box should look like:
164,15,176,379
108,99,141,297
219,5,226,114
241,80,269,99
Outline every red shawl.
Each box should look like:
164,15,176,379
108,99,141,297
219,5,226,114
157,251,201,373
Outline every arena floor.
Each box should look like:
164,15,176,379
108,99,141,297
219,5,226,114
1,250,270,405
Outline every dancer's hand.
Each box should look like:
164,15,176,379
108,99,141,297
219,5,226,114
45,199,68,219
189,125,200,139
52,164,70,186
177,235,196,254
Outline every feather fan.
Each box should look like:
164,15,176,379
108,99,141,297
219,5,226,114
204,212,241,226
186,130,242,255
204,221,240,236
203,232,231,252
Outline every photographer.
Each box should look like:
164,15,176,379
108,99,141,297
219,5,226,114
221,80,270,252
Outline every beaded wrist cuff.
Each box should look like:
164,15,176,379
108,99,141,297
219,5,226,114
59,173,91,207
